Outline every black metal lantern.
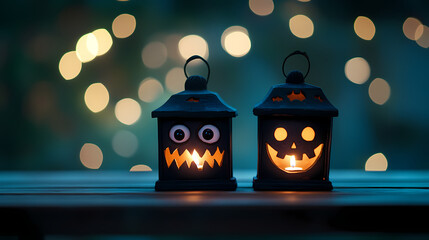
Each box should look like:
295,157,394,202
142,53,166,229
152,55,237,191
253,51,338,191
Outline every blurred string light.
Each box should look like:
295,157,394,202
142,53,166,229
138,77,164,102
354,16,376,40
112,13,136,39
76,33,98,62
84,83,109,113
344,57,370,84
403,17,423,40
249,0,274,16
178,35,209,60
289,15,314,39
142,41,168,68
59,51,82,80
115,98,141,125
92,29,113,56
221,26,251,57
365,153,388,171
416,25,429,48
297,0,311,2
130,164,152,172
369,78,391,105
165,67,185,93
80,143,103,169
112,130,138,157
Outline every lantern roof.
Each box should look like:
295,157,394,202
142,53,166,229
152,75,237,118
253,70,338,117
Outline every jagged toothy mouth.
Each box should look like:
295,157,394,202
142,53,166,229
164,147,224,170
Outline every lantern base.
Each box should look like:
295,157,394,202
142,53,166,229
155,177,237,191
252,177,333,191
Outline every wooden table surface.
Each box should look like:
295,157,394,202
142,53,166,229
0,170,428,236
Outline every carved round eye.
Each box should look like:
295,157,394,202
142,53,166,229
198,125,220,144
274,127,287,141
169,125,190,143
302,127,315,141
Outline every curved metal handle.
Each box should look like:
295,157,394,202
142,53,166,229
184,55,210,82
282,51,310,80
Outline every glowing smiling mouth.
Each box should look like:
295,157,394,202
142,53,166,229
266,143,323,173
164,147,224,170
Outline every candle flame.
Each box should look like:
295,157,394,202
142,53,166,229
192,149,203,170
290,155,296,168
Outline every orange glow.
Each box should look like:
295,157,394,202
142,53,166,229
287,91,305,101
274,127,287,141
266,143,323,173
164,147,224,169
301,127,315,141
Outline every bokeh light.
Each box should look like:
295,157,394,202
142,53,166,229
354,16,376,40
112,13,136,39
130,164,152,172
416,25,429,48
92,28,113,56
112,130,138,157
403,17,423,40
249,0,274,16
368,78,391,105
289,14,314,39
221,26,251,57
76,33,98,63
138,77,164,103
344,57,370,84
84,83,109,113
59,51,82,80
115,98,141,125
178,35,209,60
165,67,186,93
80,143,103,169
365,153,388,171
142,41,168,69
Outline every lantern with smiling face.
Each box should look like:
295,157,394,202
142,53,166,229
253,51,338,191
152,55,237,191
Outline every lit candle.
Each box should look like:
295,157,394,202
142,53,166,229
192,149,204,170
285,155,303,171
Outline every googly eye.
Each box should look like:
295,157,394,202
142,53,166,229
169,125,190,143
198,125,220,144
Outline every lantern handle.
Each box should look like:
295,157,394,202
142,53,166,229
282,51,310,80
184,55,210,83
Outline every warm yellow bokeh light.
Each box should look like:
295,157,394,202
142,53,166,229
344,57,371,84
80,143,103,169
178,35,209,60
249,0,274,16
142,41,168,69
165,67,186,93
84,83,109,113
92,29,113,56
112,13,136,39
289,15,314,39
115,98,141,125
354,16,376,40
59,51,82,80
301,127,315,141
365,153,388,171
416,25,429,48
274,127,287,141
403,17,423,40
112,130,138,157
76,33,98,63
138,77,164,103
223,29,251,57
130,164,152,172
369,78,391,105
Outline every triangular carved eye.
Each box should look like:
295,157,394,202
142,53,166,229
287,91,305,101
272,96,283,102
186,97,199,102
